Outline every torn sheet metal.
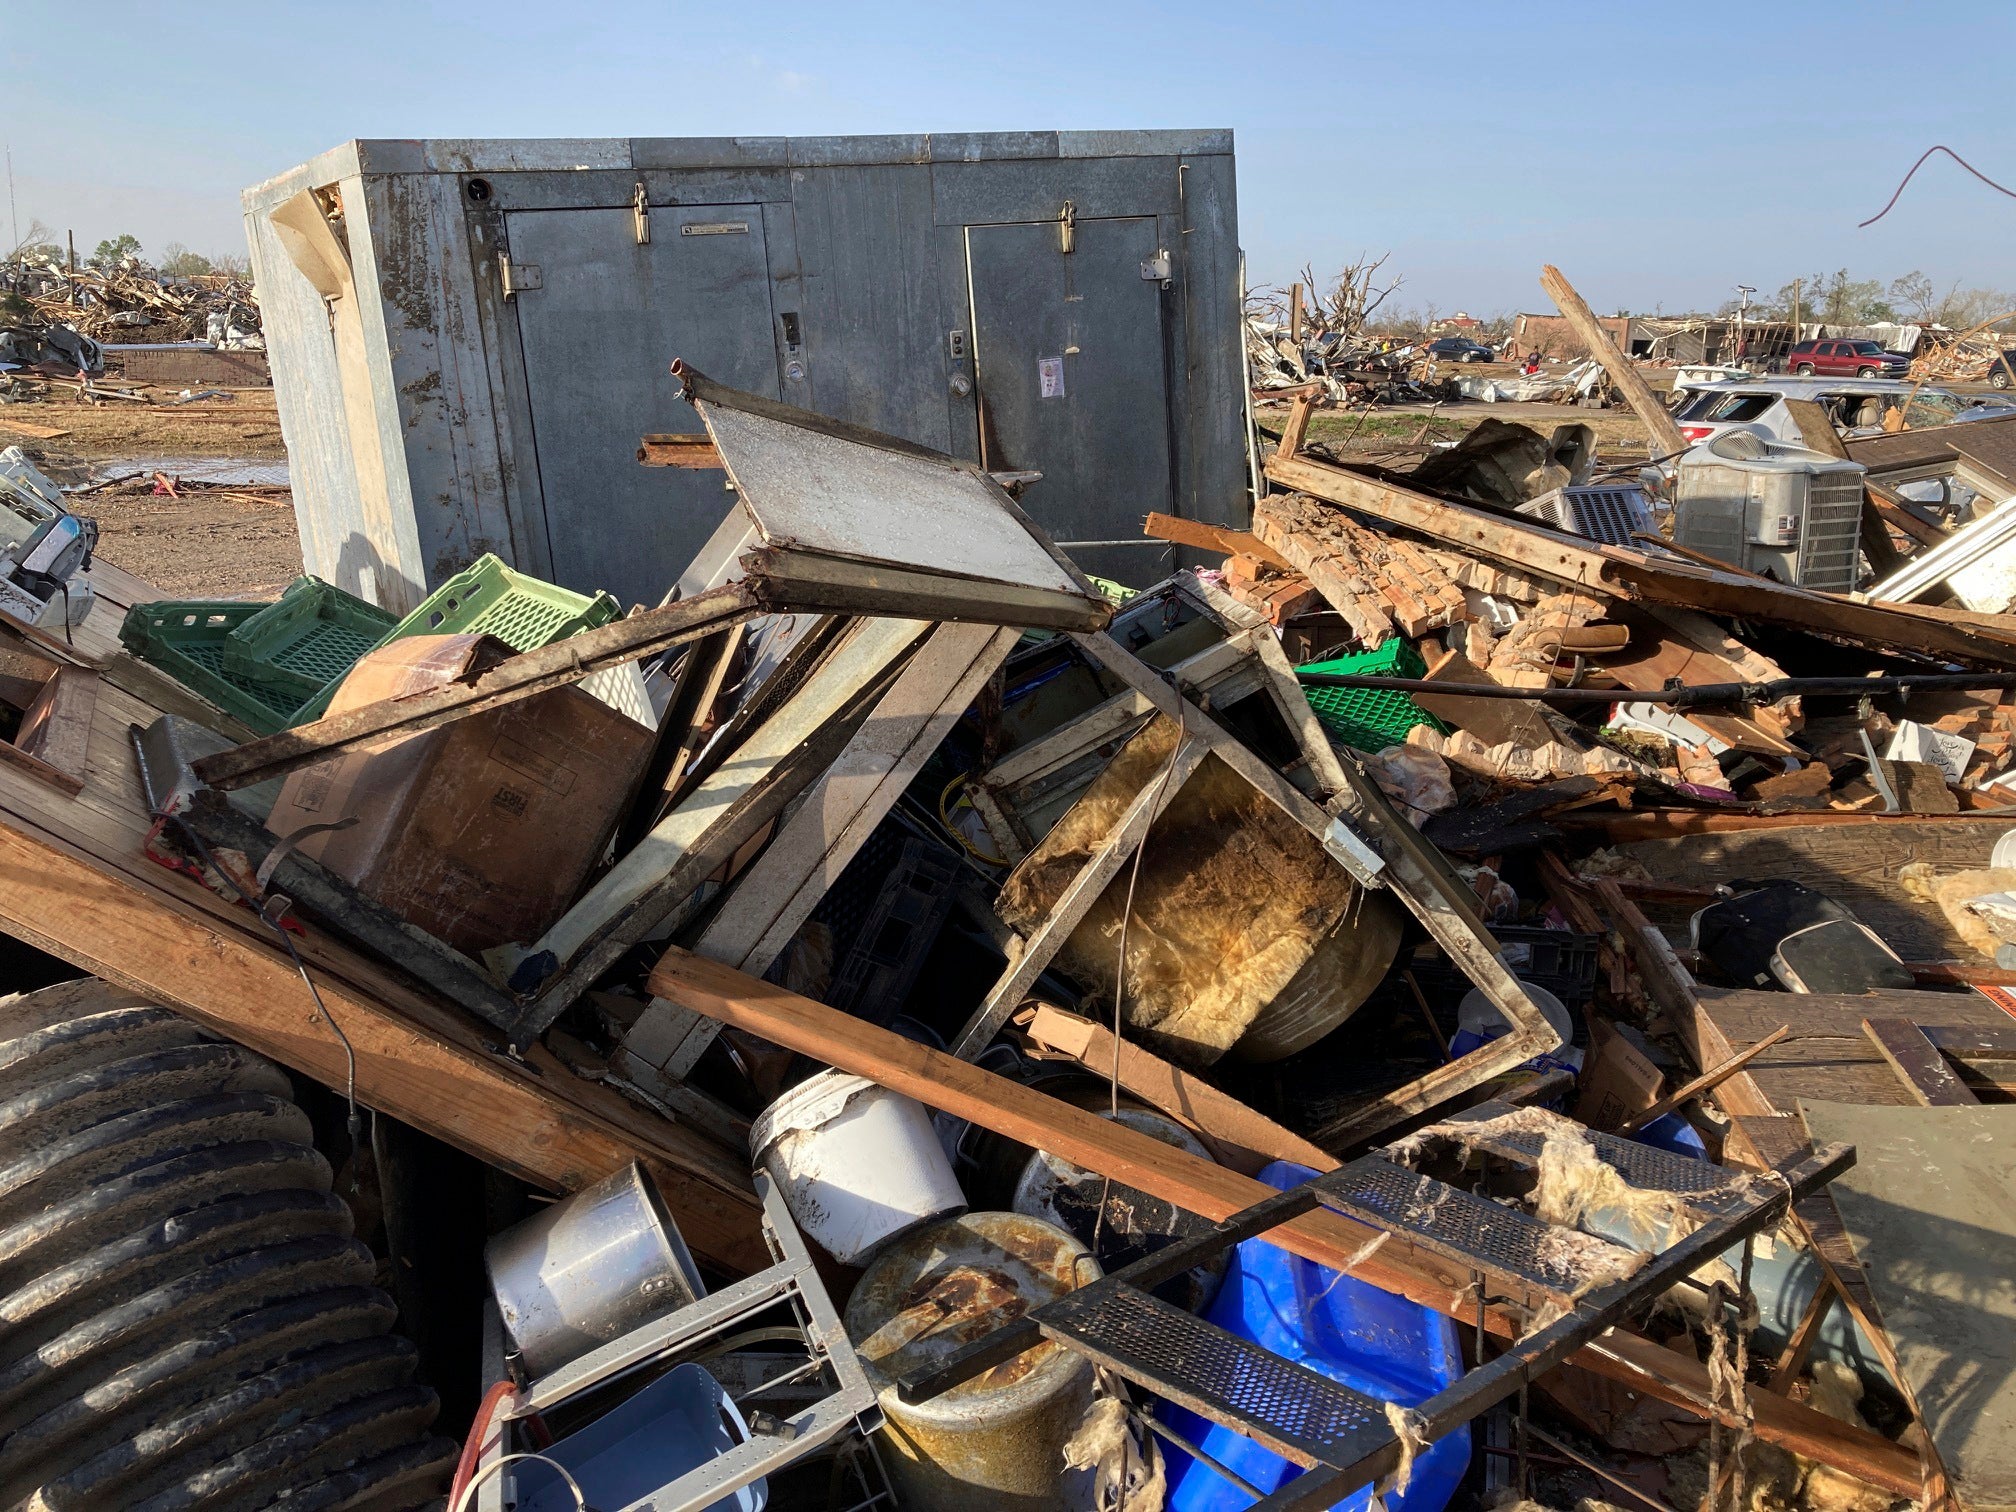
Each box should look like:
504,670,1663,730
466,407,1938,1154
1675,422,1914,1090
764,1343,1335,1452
678,362,1113,632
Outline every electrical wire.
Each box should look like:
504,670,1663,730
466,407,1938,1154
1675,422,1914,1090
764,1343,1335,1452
448,1382,519,1507
935,771,1008,866
451,1451,586,1512
1090,725,1189,1259
1861,145,2016,227
180,823,360,1143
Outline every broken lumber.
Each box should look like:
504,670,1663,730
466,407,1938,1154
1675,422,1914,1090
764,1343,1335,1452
1258,458,2016,669
1143,512,1292,572
0,813,765,1271
1014,1001,1335,1176
646,946,1920,1495
1539,264,1690,457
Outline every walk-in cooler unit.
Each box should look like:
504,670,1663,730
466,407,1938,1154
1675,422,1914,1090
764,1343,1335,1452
244,132,1246,613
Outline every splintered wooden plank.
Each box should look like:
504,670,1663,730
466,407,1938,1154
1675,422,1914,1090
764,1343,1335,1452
1143,512,1292,572
1862,1018,1980,1106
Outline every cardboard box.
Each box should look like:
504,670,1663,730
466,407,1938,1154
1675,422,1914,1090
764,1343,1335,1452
1576,1017,1665,1131
268,634,653,953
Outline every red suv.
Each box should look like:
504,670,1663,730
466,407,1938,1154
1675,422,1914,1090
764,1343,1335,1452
1784,338,1908,378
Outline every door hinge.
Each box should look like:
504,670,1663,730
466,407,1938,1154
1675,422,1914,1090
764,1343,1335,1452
632,181,650,245
1140,248,1172,283
1057,199,1076,255
498,253,541,298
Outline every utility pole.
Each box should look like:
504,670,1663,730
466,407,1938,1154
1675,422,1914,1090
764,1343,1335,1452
1790,278,1802,343
1733,284,1755,365
3,145,16,256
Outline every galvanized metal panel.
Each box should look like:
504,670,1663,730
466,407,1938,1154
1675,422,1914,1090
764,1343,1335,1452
243,203,366,596
789,166,951,450
930,155,1184,226
423,139,633,172
1165,151,1247,530
966,217,1174,583
505,204,781,605
630,137,790,170
927,131,1059,163
702,402,1086,599
356,173,520,588
787,134,930,167
1058,129,1232,158
483,170,793,212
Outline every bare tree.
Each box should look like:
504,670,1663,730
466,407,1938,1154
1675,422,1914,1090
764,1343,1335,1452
1310,252,1405,338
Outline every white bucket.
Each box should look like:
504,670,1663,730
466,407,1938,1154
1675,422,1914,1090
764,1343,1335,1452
749,1070,966,1265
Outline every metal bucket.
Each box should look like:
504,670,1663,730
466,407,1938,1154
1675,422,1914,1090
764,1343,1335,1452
845,1212,1098,1511
484,1161,705,1378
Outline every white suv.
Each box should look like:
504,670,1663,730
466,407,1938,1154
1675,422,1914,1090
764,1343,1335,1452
1668,377,2012,451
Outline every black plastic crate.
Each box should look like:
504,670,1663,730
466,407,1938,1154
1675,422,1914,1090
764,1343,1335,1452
1409,926,1601,1013
821,835,962,1026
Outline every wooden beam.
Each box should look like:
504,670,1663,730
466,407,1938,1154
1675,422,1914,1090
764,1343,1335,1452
1861,1018,1980,1106
637,432,723,468
1277,391,1318,460
1143,512,1292,572
646,946,1922,1496
622,622,1015,1085
194,582,768,791
0,813,765,1272
948,728,1209,1058
1015,1002,1335,1176
1591,876,1703,1033
1616,1026,1791,1135
1538,264,1689,457
1768,1274,1841,1393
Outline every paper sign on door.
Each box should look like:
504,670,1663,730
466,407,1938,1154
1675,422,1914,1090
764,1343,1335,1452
1038,356,1065,399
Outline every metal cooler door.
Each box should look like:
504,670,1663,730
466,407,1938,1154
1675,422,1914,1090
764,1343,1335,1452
965,216,1174,585
506,205,780,607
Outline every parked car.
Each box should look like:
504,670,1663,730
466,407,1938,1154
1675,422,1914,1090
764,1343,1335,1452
1989,348,2016,388
1667,376,2015,451
1782,338,1909,378
1426,336,1495,363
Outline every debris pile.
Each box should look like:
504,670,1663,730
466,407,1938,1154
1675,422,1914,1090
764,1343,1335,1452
2,263,2010,1512
0,255,263,380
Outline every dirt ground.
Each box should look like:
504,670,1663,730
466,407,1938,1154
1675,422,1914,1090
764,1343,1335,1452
0,386,303,599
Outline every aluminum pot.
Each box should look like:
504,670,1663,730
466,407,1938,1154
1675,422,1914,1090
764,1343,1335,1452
485,1161,705,1378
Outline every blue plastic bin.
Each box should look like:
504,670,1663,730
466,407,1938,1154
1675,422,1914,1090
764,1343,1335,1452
510,1362,766,1512
1160,1162,1471,1512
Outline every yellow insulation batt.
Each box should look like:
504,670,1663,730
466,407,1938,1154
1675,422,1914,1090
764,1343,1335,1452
997,716,1401,1066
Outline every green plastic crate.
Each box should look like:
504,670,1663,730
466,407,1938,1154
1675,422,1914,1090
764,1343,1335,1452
120,599,305,735
389,554,620,650
220,576,398,700
1297,639,1447,753
289,554,623,724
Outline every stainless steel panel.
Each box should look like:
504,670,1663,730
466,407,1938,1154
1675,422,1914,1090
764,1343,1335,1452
966,216,1173,583
506,204,780,606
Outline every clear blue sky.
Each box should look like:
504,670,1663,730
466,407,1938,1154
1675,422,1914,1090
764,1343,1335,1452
7,1,2011,316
